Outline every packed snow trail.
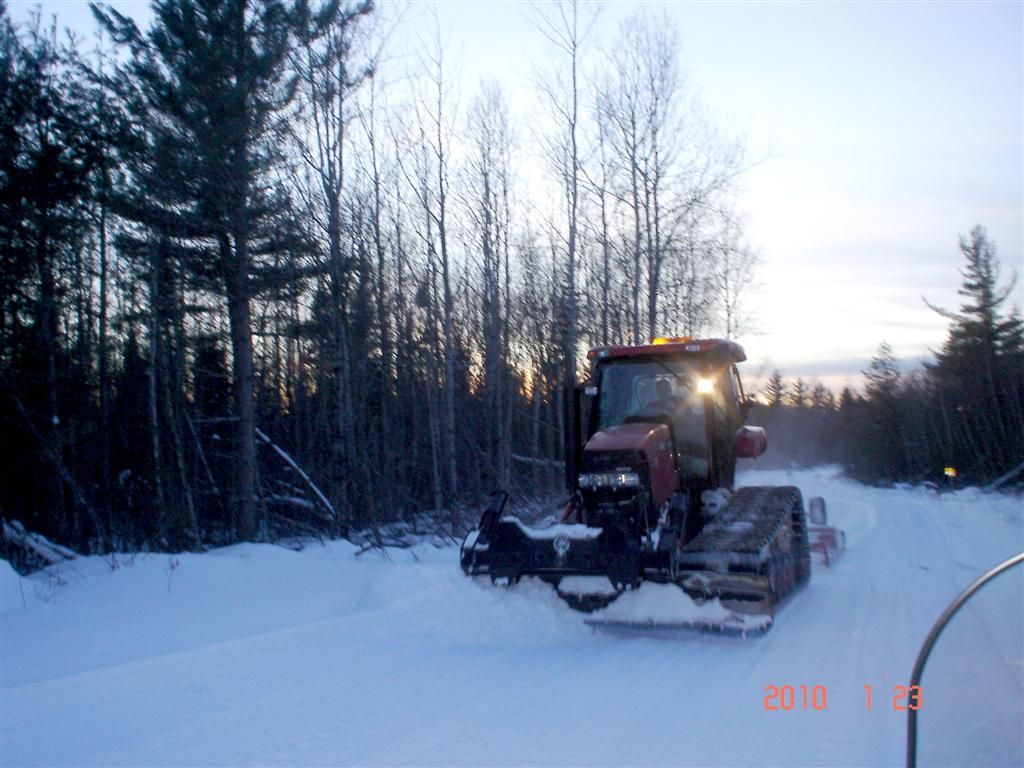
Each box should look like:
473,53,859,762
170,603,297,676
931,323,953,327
2,469,1022,767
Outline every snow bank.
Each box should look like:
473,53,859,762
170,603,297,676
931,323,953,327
0,559,29,613
2,470,1021,767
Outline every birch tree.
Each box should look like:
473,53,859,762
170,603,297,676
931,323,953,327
532,0,591,387
292,0,372,526
466,80,514,489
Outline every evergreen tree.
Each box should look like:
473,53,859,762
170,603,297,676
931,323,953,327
810,382,832,411
929,226,1024,375
763,370,785,408
864,342,900,402
926,226,1024,477
0,6,110,546
94,0,306,539
788,377,808,409
855,341,907,482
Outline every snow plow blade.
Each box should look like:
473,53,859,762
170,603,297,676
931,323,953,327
582,582,773,635
460,492,660,599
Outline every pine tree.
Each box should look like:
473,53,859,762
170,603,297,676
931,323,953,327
856,341,907,482
788,378,808,409
763,370,785,408
925,226,1024,477
929,226,1024,375
864,342,900,402
95,0,305,539
0,7,110,547
810,382,832,411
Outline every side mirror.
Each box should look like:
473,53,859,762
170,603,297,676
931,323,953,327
735,425,767,459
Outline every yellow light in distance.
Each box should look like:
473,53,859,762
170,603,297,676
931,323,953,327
944,467,957,478
697,378,714,394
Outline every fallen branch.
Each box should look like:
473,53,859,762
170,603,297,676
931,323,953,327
186,413,221,495
255,428,337,523
2,519,77,570
985,461,1024,491
511,453,565,469
2,380,107,550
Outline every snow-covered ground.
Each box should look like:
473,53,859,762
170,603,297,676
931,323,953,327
3,468,1022,767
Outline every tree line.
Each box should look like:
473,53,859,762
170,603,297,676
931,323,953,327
750,227,1024,487
0,0,759,555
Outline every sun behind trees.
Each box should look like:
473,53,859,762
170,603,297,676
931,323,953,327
0,0,803,557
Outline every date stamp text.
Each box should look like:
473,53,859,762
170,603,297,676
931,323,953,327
762,685,922,711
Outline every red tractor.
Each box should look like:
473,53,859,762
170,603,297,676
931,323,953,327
461,338,839,631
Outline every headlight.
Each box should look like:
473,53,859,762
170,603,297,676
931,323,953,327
578,471,641,489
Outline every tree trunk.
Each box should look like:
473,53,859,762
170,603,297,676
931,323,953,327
629,138,643,346
148,244,167,539
435,72,458,503
224,234,257,540
564,2,580,390
97,161,112,541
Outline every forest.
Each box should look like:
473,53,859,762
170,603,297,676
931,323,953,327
750,227,1024,488
2,0,1022,562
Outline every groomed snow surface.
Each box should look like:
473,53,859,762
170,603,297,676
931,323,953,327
3,468,1022,767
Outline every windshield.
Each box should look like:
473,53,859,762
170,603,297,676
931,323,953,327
596,359,707,441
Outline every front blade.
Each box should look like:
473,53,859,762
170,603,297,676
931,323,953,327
461,516,645,589
583,581,773,635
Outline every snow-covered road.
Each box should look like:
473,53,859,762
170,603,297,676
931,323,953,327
3,468,1022,767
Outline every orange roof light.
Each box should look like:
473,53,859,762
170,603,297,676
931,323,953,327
587,338,746,363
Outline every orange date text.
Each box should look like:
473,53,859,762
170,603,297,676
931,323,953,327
762,685,923,711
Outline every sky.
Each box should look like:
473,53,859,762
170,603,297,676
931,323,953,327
7,0,1024,393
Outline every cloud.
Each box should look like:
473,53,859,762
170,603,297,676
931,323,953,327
743,353,936,395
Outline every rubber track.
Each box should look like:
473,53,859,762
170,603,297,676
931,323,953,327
681,486,801,563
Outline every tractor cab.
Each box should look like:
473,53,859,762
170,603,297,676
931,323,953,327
568,338,762,519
